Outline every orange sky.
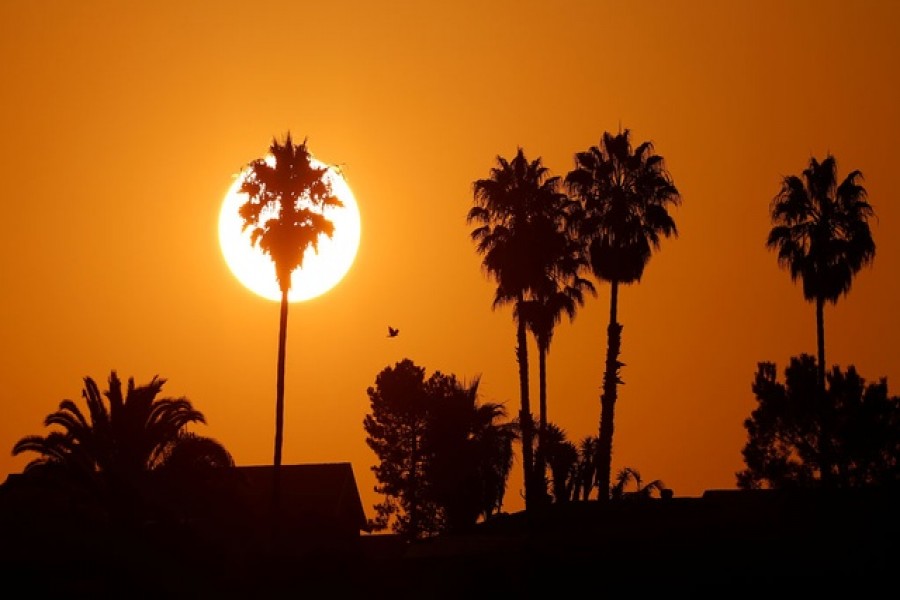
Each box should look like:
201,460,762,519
2,0,898,517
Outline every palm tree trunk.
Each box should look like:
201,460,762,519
815,294,835,485
516,301,534,511
816,295,826,393
597,280,622,503
272,289,289,519
536,342,548,505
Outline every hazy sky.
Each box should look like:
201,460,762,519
2,0,898,516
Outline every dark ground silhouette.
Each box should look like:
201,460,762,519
1,480,896,597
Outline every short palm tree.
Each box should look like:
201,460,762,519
610,466,666,500
427,375,517,531
468,147,571,510
767,154,876,393
239,132,342,510
472,402,517,521
572,435,599,501
565,129,681,501
12,371,233,517
536,421,578,503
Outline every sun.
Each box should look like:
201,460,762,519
218,159,361,302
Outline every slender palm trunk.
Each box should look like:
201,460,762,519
597,280,622,502
516,299,534,511
272,289,289,518
815,294,836,485
536,341,548,505
816,295,826,393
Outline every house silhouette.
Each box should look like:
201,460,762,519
229,462,370,540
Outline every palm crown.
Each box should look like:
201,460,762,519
566,129,680,284
239,133,343,293
12,371,232,485
767,154,875,304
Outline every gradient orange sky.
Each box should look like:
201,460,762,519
2,1,898,517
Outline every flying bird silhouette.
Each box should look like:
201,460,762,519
387,326,399,338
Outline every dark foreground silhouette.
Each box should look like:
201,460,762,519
1,472,896,597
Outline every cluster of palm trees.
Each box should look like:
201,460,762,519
468,128,681,509
469,131,877,510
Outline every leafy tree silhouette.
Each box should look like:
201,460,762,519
468,147,571,510
566,129,681,501
238,132,342,515
12,371,233,521
767,154,876,395
738,354,900,489
363,359,434,539
363,359,516,540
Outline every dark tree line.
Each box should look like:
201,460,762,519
739,355,900,489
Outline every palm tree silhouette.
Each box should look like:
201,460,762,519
12,371,233,517
566,129,681,502
767,154,876,394
238,132,342,513
610,466,666,500
470,399,517,521
426,374,518,532
519,244,593,497
468,147,571,510
572,435,599,501
537,421,578,503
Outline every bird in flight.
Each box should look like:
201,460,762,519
387,326,399,338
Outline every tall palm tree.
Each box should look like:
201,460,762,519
12,371,233,517
468,147,571,510
767,154,876,394
239,132,342,510
565,129,681,501
519,248,593,496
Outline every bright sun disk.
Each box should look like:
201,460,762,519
218,159,361,302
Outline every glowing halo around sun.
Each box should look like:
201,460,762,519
218,158,361,302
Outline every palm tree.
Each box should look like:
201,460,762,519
12,371,233,518
468,147,571,510
572,435,599,501
767,154,876,394
239,132,342,511
472,401,517,521
537,422,578,504
565,129,681,501
426,374,518,531
519,252,593,496
610,466,666,500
